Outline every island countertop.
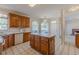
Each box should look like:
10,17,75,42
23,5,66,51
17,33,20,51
31,33,55,38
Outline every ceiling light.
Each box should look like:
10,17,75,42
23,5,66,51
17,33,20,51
51,21,56,23
28,4,36,7
69,6,79,12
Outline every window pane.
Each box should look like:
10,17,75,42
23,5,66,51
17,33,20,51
41,20,49,35
0,14,8,30
32,21,39,33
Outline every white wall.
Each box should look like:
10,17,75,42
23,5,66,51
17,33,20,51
65,18,79,35
72,19,79,29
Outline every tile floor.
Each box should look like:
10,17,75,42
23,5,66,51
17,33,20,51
2,42,41,55
1,35,79,55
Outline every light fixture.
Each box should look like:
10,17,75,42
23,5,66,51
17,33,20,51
28,4,36,7
51,21,56,23
69,6,79,12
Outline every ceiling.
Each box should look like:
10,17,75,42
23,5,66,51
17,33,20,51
0,4,79,19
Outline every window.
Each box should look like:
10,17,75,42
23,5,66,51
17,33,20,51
32,21,39,33
0,14,8,30
41,20,49,35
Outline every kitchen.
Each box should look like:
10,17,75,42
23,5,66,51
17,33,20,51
0,5,55,55
1,4,79,55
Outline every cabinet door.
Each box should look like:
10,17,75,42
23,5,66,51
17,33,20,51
40,37,49,54
23,32,30,42
35,35,40,51
21,16,30,28
76,34,79,48
9,13,20,27
48,37,55,55
3,36,9,50
21,16,26,28
26,17,30,27
8,34,15,47
30,35,35,48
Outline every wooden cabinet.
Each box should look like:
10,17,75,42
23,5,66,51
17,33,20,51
21,16,30,28
9,13,20,27
30,34,55,55
3,34,15,50
41,36,55,55
23,32,30,43
9,13,30,28
40,37,49,54
34,35,40,51
8,34,15,47
3,35,9,50
75,34,79,48
30,34,35,48
49,37,55,54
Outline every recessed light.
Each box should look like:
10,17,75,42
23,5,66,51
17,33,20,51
28,4,36,7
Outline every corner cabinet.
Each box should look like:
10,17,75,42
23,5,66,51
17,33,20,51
9,13,30,28
3,34,15,50
3,35,9,50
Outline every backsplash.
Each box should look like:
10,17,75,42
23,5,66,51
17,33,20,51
0,28,31,35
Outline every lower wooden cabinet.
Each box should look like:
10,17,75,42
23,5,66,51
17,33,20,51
3,35,9,50
8,34,15,47
40,36,55,55
34,35,40,51
40,37,49,54
3,34,15,50
30,35,35,48
30,34,55,55
23,32,30,43
75,34,79,48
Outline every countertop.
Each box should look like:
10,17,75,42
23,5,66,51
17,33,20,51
0,31,31,36
31,33,55,38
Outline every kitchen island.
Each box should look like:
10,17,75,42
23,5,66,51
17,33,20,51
30,33,55,55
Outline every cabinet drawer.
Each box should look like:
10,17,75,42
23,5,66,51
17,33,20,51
41,41,48,45
41,37,48,42
41,45,48,54
41,43,48,49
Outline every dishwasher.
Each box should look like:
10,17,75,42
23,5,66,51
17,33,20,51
15,33,23,45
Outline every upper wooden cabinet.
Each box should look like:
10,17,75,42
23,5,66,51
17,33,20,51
21,16,30,28
9,13,20,27
9,13,30,28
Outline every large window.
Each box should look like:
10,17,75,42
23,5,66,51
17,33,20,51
0,14,8,30
41,20,49,35
32,21,39,33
